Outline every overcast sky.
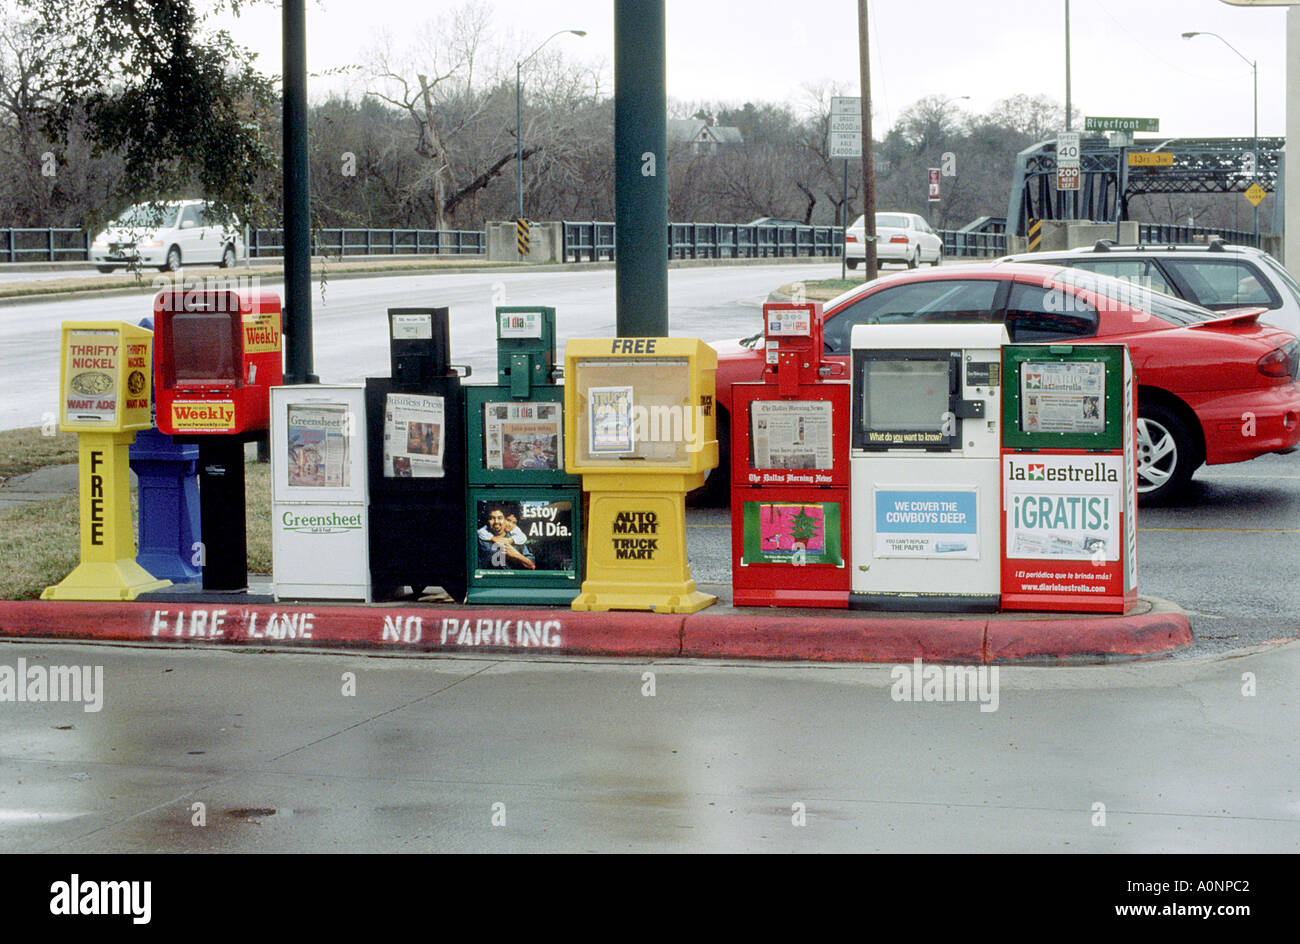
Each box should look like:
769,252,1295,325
212,0,1292,139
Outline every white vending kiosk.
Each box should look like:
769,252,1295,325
849,324,1007,611
270,384,371,601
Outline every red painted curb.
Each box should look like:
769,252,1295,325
0,600,1193,664
984,611,1193,662
0,601,683,659
681,614,986,663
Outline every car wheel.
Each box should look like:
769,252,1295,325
160,246,182,272
95,265,116,274
1136,403,1199,503
846,258,859,270
907,247,919,269
220,243,236,268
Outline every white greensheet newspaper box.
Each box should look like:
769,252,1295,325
270,385,371,601
849,324,1008,611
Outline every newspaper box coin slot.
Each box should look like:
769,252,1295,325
1000,344,1137,614
366,307,469,601
849,324,1008,612
731,303,852,608
466,307,583,605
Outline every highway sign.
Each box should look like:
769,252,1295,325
1085,116,1159,133
1057,132,1081,169
1244,183,1268,206
1128,152,1175,167
829,96,862,159
1057,167,1080,191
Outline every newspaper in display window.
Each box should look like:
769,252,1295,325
484,402,562,471
287,404,351,487
1021,361,1105,434
749,400,833,469
383,393,445,478
588,385,634,454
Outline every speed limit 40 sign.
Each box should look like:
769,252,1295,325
1057,132,1080,191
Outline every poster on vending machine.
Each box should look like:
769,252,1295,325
741,501,843,566
383,392,445,478
474,498,576,573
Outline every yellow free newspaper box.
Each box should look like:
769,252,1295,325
42,322,171,600
564,337,718,613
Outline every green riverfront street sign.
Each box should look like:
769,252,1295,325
1085,116,1160,133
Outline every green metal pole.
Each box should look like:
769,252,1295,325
614,0,668,338
283,0,317,384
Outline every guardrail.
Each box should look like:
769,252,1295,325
247,227,485,258
0,228,89,263
562,221,844,262
0,226,486,262
941,231,1008,257
1137,223,1260,248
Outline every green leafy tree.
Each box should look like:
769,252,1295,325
21,0,278,229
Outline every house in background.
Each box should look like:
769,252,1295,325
668,115,744,155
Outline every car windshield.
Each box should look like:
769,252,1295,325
1052,268,1219,325
876,214,910,228
111,204,176,229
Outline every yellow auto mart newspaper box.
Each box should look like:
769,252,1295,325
42,322,171,600
564,338,718,612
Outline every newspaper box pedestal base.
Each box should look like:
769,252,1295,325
572,483,715,614
42,432,172,601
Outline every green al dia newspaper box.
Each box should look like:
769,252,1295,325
464,307,582,604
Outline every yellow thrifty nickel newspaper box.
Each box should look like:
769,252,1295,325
42,322,171,600
564,338,718,613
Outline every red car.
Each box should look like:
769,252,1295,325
707,263,1300,503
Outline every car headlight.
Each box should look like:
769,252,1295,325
143,240,164,248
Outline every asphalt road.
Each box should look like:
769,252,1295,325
0,262,841,431
0,640,1294,853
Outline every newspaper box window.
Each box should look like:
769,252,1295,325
564,338,718,613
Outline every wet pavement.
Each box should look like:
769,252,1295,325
0,640,1295,852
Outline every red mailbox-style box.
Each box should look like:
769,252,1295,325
730,303,852,608
153,289,283,436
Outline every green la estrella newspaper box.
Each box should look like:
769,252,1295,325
1000,343,1137,613
464,307,583,604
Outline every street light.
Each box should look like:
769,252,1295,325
516,29,586,229
1182,30,1259,241
925,94,969,225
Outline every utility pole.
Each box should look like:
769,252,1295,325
858,0,877,281
282,0,316,385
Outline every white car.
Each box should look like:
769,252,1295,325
89,200,244,273
999,240,1300,337
845,212,944,269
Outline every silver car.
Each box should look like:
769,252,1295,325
999,240,1300,337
